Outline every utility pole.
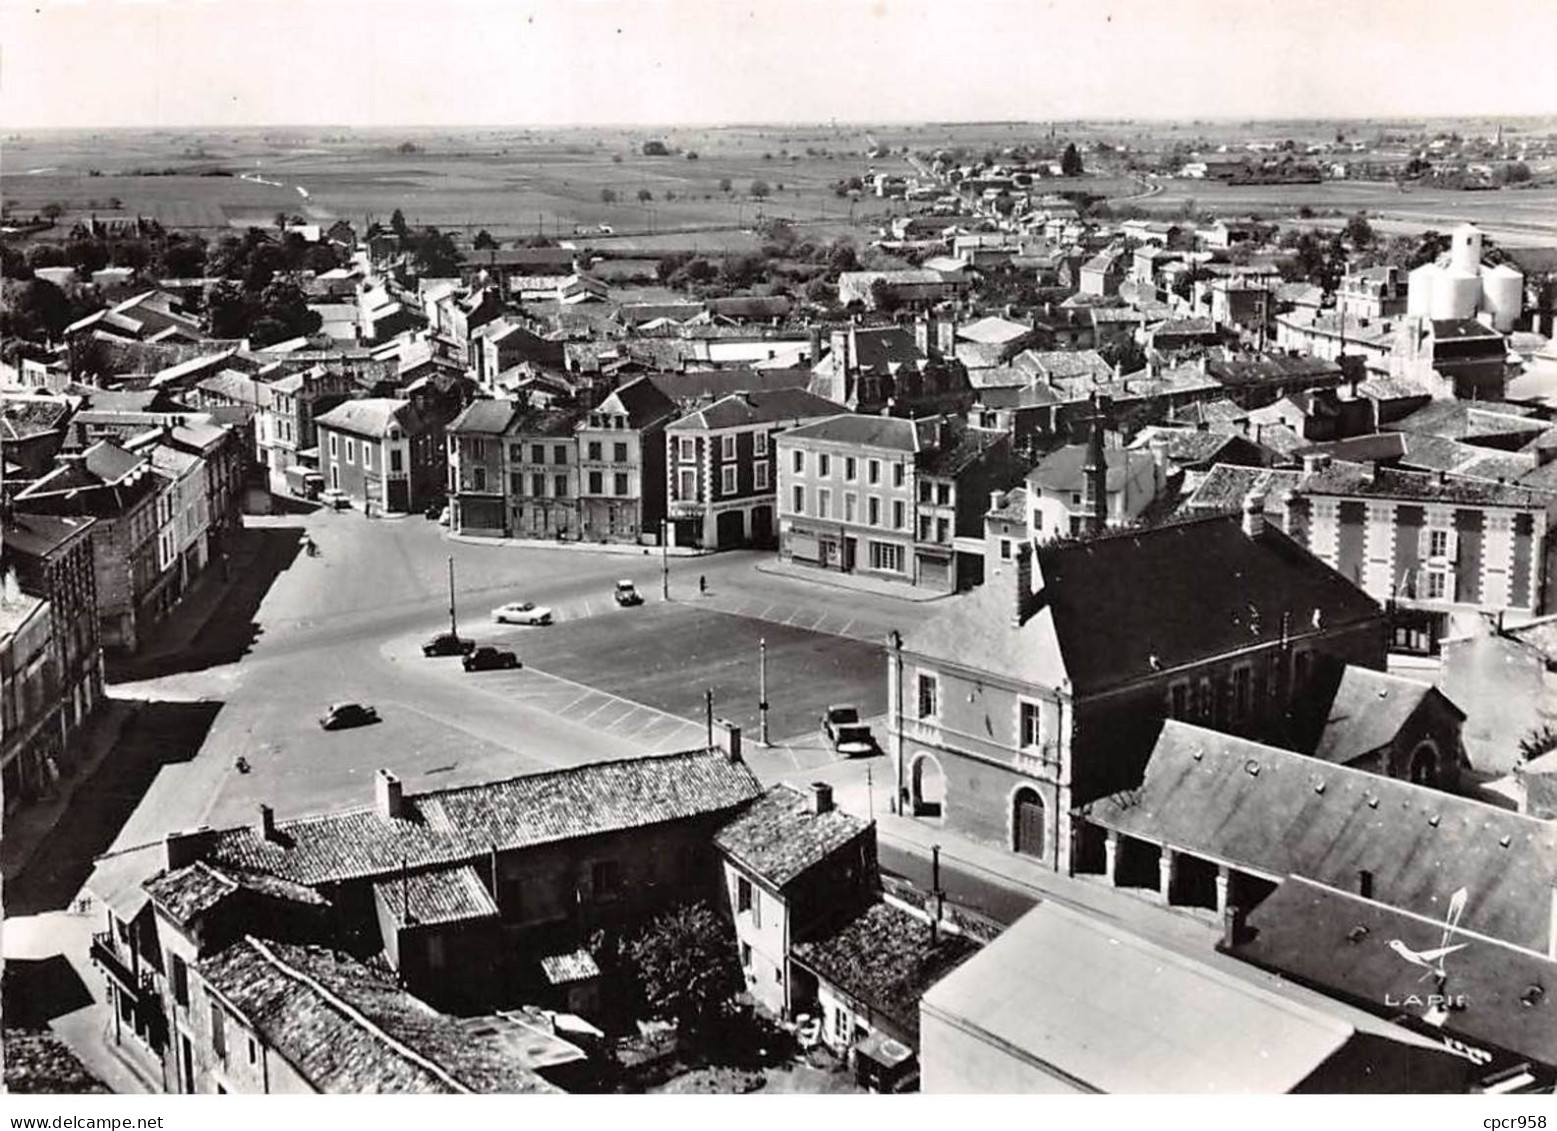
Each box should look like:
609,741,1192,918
705,689,714,752
661,519,670,599
758,638,770,746
447,556,457,636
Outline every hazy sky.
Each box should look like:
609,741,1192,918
4,0,1555,129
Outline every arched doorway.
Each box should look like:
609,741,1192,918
1012,786,1046,859
910,754,944,819
1407,740,1441,787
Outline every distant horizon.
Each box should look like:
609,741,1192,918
4,0,1555,131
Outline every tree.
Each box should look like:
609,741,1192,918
1344,212,1375,249
205,280,252,339
600,188,618,204
625,902,741,1033
869,277,901,313
390,208,409,238
473,229,499,251
40,202,64,223
685,151,699,160
413,227,463,277
1498,161,1532,185
637,189,653,203
0,278,73,341
641,140,669,156
749,180,771,200
1061,142,1084,177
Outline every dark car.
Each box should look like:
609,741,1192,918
614,579,643,607
424,499,446,520
319,702,379,731
422,632,476,658
463,646,521,672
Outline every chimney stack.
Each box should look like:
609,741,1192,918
1301,452,1331,480
809,782,834,816
1012,540,1034,627
1241,490,1267,539
1358,869,1375,900
1281,488,1302,538
989,489,1004,516
375,769,404,821
256,803,277,843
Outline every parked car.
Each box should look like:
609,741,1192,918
614,579,643,607
424,499,446,520
320,487,350,510
491,601,553,625
463,646,521,672
319,702,379,730
821,704,876,756
422,631,476,657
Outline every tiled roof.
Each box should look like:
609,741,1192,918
648,367,813,407
1231,878,1557,1071
539,949,601,986
791,901,976,1042
1207,355,1341,388
207,750,761,888
1030,443,1154,493
918,426,1004,479
0,396,72,440
1089,721,1557,954
592,376,679,429
145,861,239,925
374,865,499,930
1013,349,1112,382
199,938,556,1093
666,388,840,432
1311,666,1456,765
1301,464,1548,509
1183,464,1304,512
314,398,415,439
956,316,1032,346
2,512,94,560
987,486,1027,522
714,785,871,892
778,414,920,452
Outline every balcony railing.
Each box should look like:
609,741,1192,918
90,932,139,999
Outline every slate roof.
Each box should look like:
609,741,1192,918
207,750,761,888
1030,443,1152,492
778,414,921,452
829,326,923,375
199,937,556,1093
919,425,1005,479
591,376,678,430
1301,464,1548,509
1207,355,1341,389
790,901,977,1043
665,388,840,432
447,399,520,436
905,514,1381,697
1311,667,1458,765
714,785,871,892
2,512,94,559
313,398,416,439
1088,721,1557,954
1231,878,1557,1070
374,865,499,930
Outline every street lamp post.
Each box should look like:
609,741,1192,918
661,519,670,600
447,555,458,636
758,638,770,747
705,688,714,752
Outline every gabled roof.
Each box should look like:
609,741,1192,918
199,937,556,1093
666,388,841,432
1089,721,1557,954
206,749,761,888
1030,443,1153,492
1301,463,1548,509
956,315,1032,346
1312,666,1460,765
373,865,499,930
1231,878,1557,1070
1182,463,1306,513
778,414,921,452
714,785,871,892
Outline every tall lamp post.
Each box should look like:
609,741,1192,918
758,638,770,747
447,555,458,636
661,519,670,600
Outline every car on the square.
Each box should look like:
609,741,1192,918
821,704,876,756
424,498,446,520
319,702,379,731
422,631,476,657
463,646,521,672
320,487,351,510
491,601,553,625
613,579,643,607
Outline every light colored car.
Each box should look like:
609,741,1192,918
320,487,350,510
491,601,553,626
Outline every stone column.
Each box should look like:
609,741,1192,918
1158,847,1178,905
1215,866,1231,916
1103,830,1120,886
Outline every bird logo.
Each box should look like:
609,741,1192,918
1387,887,1469,982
